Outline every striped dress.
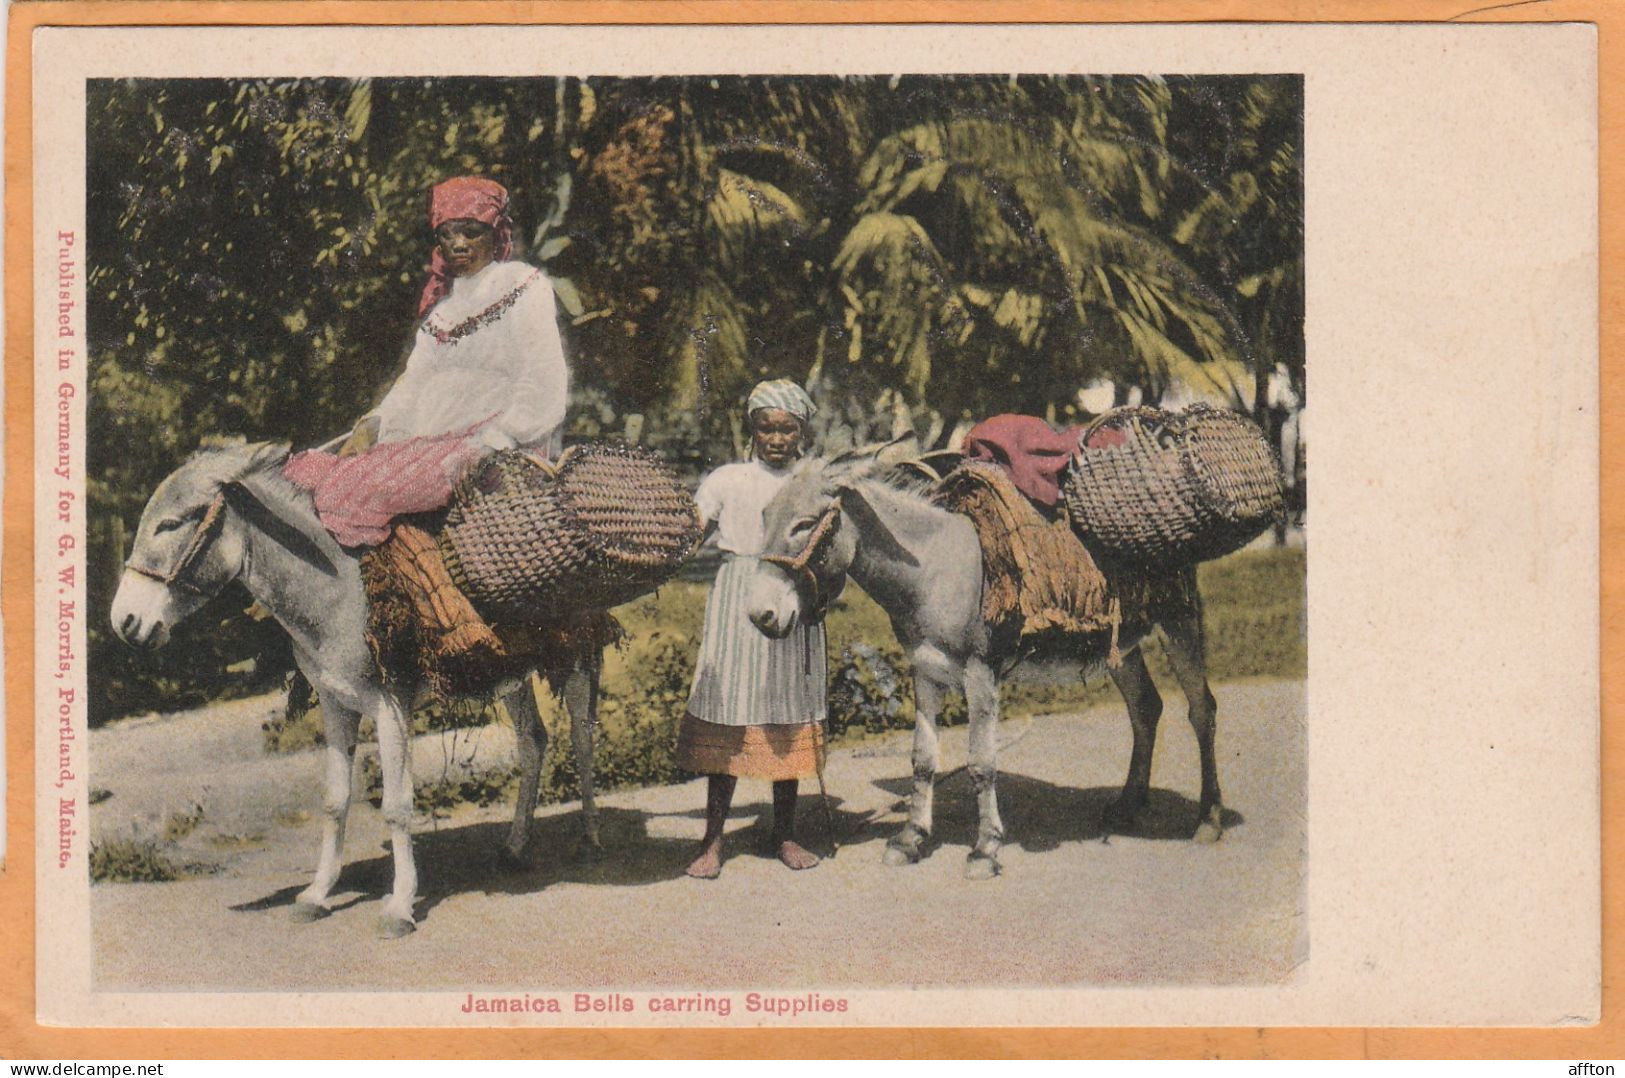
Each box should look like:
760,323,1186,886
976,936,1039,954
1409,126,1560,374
676,460,827,780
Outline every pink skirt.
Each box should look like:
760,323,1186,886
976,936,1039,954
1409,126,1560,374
283,430,486,547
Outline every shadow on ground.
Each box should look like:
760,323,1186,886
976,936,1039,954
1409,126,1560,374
231,795,879,925
873,774,1244,850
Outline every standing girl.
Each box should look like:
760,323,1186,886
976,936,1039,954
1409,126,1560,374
676,380,826,879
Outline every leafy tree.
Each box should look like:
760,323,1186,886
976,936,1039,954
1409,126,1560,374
84,74,1302,720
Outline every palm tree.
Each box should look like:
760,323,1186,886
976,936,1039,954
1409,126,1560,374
659,75,1265,449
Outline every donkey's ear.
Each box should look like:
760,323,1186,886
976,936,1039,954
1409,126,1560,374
834,481,919,568
872,432,920,469
194,438,292,489
826,432,919,486
223,442,292,486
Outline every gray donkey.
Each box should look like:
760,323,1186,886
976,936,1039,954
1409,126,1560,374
110,442,602,938
747,443,1222,879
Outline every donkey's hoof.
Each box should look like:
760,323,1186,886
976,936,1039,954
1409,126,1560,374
964,852,1001,881
1194,819,1223,844
495,846,529,873
288,901,330,923
574,836,609,863
881,844,915,866
376,916,416,939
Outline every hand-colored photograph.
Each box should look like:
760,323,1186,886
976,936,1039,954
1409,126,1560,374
82,72,1306,996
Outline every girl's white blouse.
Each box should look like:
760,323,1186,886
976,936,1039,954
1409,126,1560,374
694,460,797,556
375,260,568,456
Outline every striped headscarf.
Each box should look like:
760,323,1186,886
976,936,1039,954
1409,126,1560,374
746,379,817,424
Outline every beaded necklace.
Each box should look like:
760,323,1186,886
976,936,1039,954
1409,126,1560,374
419,267,543,346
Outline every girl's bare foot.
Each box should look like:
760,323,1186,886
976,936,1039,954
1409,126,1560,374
770,779,818,869
776,839,820,870
687,775,735,879
686,840,724,879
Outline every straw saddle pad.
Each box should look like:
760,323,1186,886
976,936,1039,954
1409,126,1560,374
1064,403,1284,572
930,460,1121,661
361,442,696,698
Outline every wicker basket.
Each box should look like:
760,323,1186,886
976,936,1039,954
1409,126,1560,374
1062,404,1284,570
439,443,701,622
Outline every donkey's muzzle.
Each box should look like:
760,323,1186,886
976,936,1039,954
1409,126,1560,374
110,571,173,650
750,605,796,639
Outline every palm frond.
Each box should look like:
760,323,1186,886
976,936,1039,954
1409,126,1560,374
705,167,810,269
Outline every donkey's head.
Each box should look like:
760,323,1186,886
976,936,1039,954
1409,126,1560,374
111,441,290,650
748,436,918,638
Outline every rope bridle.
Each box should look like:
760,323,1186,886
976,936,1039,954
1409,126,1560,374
123,491,230,596
759,500,843,623
758,497,846,857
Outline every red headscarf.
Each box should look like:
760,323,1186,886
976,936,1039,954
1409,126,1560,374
417,177,516,316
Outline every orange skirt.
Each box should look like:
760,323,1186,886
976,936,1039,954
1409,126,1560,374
675,714,825,780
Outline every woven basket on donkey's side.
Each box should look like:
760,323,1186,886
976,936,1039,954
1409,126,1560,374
1062,403,1284,571
438,442,701,623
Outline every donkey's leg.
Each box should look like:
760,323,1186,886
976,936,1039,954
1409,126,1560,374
1104,645,1163,833
562,658,604,858
499,675,549,869
883,669,945,867
964,658,1004,880
371,691,419,937
292,701,360,921
1160,596,1223,842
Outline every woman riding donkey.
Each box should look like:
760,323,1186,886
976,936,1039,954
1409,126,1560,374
115,178,603,936
286,175,569,679
677,380,828,879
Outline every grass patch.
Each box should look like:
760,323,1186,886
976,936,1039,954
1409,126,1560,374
89,832,217,883
262,680,507,754
204,831,267,850
359,749,519,820
272,806,312,827
90,837,183,883
161,802,205,842
1197,546,1307,680
92,798,219,882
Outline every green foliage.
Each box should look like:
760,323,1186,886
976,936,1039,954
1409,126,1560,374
260,706,325,755
1193,545,1308,680
360,751,518,820
260,680,503,754
89,828,217,884
827,642,910,735
89,837,184,883
88,75,1301,725
161,801,206,842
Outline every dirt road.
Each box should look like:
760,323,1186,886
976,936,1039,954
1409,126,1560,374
89,680,1304,990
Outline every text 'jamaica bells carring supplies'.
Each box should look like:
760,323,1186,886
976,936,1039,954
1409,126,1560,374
1063,403,1285,571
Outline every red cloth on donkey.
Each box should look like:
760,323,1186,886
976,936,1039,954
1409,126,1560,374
962,414,1089,509
283,428,486,548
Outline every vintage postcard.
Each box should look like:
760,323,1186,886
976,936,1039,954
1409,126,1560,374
11,15,1601,1042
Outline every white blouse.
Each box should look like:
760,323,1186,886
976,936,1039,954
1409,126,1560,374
375,260,569,456
694,460,797,556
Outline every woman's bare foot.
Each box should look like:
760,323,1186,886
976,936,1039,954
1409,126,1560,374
686,840,724,879
776,839,820,870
